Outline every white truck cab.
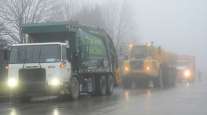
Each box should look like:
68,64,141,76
7,42,72,97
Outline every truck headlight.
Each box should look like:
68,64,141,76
146,66,151,71
183,69,191,79
124,65,130,72
49,78,61,87
7,78,18,89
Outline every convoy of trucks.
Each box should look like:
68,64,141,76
122,43,177,88
0,21,196,102
7,22,119,101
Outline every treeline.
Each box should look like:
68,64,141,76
0,0,138,50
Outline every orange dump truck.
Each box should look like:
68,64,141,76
122,43,177,88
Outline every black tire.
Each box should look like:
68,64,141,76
122,77,131,89
163,66,174,88
106,75,114,95
69,77,80,100
170,68,176,87
154,67,164,88
97,76,107,96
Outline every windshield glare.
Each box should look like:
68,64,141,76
9,45,61,64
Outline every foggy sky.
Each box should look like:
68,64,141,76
130,0,207,74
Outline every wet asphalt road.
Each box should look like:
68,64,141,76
0,81,206,115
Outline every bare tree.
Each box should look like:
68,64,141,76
0,23,5,36
62,0,75,21
0,22,13,44
0,0,57,43
72,1,136,52
0,0,138,48
62,0,87,21
73,5,104,27
74,0,138,51
107,0,137,50
101,2,121,40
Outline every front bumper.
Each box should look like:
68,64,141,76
8,82,63,97
177,75,194,82
122,71,157,78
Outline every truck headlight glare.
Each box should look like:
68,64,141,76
146,66,150,71
184,69,191,78
124,66,130,72
7,78,18,88
49,78,60,87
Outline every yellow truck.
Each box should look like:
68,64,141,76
122,43,177,88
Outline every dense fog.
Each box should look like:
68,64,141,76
0,0,206,75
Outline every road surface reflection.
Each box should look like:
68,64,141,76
10,108,17,115
53,108,59,115
6,87,172,115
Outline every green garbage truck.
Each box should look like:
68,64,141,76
7,22,120,101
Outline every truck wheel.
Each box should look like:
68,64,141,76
97,76,107,96
70,77,80,100
106,75,114,95
159,68,164,88
122,77,131,89
154,68,164,88
170,68,176,87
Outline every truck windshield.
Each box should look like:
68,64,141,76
130,46,148,59
177,60,193,67
9,44,61,64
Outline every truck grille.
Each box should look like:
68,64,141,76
19,68,46,83
130,61,143,70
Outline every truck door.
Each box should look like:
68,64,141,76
62,45,71,80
